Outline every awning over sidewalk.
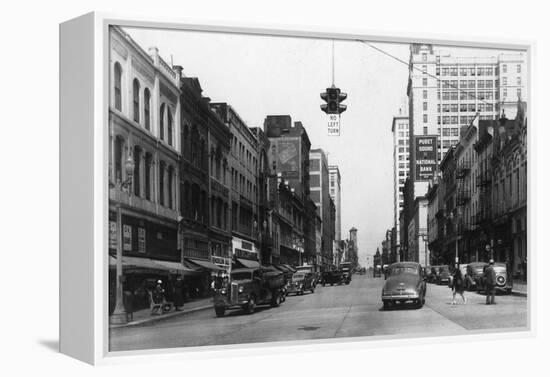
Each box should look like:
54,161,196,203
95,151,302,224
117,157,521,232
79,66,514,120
109,255,202,276
185,258,224,271
236,258,260,269
154,260,202,276
282,264,297,273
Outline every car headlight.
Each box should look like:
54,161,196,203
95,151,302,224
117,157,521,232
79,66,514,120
220,289,227,295
238,286,244,293
299,283,303,289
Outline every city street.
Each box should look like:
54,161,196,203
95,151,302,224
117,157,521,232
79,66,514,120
109,274,527,352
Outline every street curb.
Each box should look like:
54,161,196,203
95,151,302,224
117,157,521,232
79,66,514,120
511,291,527,297
109,304,213,329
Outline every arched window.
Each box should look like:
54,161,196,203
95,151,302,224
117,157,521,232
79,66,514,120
168,166,174,209
181,125,189,160
144,88,151,130
167,109,173,146
159,161,165,206
145,153,152,200
114,136,124,184
159,104,166,141
133,146,141,196
114,63,122,111
132,78,140,123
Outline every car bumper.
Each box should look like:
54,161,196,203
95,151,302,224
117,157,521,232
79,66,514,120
382,293,420,300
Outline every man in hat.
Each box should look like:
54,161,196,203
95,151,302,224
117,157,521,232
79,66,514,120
484,260,496,305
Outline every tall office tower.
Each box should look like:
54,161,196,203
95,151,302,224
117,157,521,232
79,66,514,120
328,165,341,242
407,43,525,197
391,108,409,254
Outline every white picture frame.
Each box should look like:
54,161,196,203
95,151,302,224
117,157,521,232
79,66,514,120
60,12,535,365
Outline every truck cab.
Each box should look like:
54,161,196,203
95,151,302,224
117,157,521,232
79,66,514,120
213,268,285,317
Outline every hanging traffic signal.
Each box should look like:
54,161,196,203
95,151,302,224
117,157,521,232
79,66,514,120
320,86,347,114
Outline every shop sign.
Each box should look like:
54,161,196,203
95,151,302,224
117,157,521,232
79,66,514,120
123,224,132,251
109,221,117,250
138,227,146,253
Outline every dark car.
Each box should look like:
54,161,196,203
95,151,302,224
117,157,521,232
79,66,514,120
424,266,434,283
321,270,344,286
287,271,316,295
436,266,451,285
373,265,382,278
480,262,513,294
381,262,427,310
465,262,486,291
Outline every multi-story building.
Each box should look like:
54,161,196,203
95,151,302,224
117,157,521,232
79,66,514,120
328,165,342,242
426,182,443,265
211,103,260,268
407,198,429,266
439,147,457,264
309,149,333,269
407,44,525,197
454,116,480,263
205,97,232,272
391,108,409,259
178,76,213,276
492,102,527,277
348,227,358,269
264,116,312,267
108,27,182,316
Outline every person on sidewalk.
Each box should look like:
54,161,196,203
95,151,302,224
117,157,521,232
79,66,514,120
173,276,185,311
484,260,496,305
451,265,466,305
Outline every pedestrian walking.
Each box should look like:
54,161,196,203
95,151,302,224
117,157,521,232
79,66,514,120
484,259,496,305
122,288,134,322
173,276,185,311
152,279,165,305
451,265,466,305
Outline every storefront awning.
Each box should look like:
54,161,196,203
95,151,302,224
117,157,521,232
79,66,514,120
282,264,297,273
109,256,202,276
185,258,224,271
236,258,260,269
154,260,202,276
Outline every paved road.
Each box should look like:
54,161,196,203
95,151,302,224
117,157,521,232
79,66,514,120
109,274,527,352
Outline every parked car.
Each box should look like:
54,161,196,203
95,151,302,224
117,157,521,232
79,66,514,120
340,263,352,285
430,265,441,283
321,270,345,286
424,266,434,283
465,262,486,291
287,271,316,295
381,262,427,310
373,265,382,278
479,262,513,294
437,265,451,285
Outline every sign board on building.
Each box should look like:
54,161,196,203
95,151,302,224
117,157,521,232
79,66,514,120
109,221,117,250
327,114,340,136
277,140,299,172
123,224,132,251
138,227,146,253
414,135,438,181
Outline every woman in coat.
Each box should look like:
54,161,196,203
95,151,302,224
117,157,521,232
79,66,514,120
451,265,467,305
173,276,185,311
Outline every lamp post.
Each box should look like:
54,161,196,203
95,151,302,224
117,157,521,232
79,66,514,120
110,155,135,325
449,211,459,264
420,233,429,267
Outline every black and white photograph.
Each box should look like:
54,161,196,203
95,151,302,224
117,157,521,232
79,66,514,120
106,24,528,352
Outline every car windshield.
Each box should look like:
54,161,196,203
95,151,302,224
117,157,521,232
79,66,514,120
292,273,305,280
439,266,449,273
390,266,419,275
231,272,252,281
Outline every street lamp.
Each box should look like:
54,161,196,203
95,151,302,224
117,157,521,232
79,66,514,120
110,154,135,325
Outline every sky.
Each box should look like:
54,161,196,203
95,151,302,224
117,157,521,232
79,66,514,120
122,26,523,267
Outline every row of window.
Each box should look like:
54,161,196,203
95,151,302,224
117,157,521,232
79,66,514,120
232,137,257,173
502,64,522,74
441,80,496,89
501,76,522,86
231,168,257,202
438,115,495,125
113,62,176,147
436,66,495,77
438,103,495,113
437,90,498,101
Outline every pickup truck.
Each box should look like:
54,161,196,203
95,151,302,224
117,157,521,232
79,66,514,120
213,267,285,317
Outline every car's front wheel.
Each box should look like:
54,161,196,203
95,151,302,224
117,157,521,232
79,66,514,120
215,306,225,317
383,301,391,311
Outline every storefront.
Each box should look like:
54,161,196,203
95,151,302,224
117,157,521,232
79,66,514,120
232,236,260,269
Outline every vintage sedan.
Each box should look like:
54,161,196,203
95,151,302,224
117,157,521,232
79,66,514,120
437,265,451,285
480,262,513,294
287,271,316,295
321,270,344,286
381,262,427,310
465,262,486,291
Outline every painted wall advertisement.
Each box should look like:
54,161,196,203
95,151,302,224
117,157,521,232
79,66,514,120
123,224,132,251
414,135,438,181
277,139,299,176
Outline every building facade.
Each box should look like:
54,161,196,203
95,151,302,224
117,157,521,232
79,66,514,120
391,108,410,259
328,165,342,242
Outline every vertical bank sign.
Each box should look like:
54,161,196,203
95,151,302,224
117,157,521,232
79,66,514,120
415,135,438,181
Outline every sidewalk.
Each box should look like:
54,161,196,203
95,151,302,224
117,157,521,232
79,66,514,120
110,296,213,329
512,279,527,297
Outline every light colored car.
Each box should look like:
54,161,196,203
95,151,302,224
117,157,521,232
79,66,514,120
381,262,427,310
